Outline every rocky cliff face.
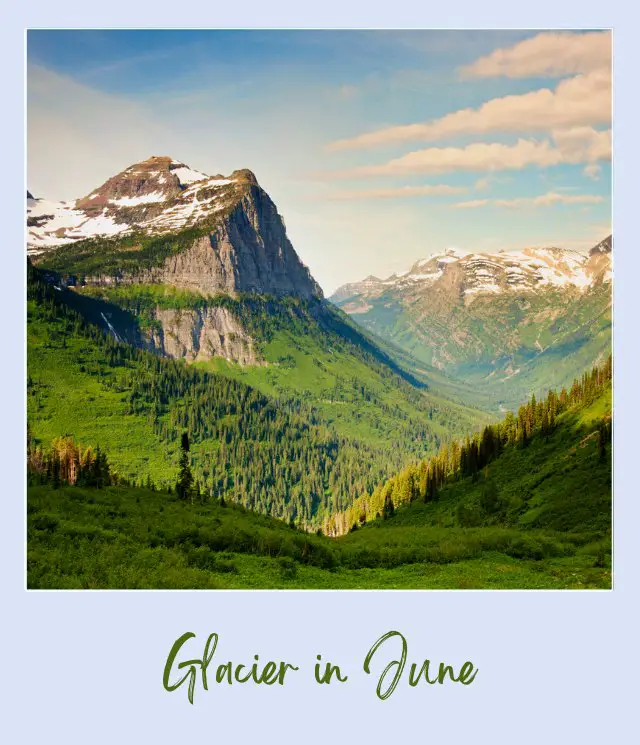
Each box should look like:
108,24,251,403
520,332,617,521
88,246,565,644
128,185,323,298
30,156,324,366
145,306,261,365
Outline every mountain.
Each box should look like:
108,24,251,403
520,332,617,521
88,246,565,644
27,260,487,526
27,158,489,524
334,240,611,305
331,238,612,408
26,158,612,589
28,156,322,299
29,157,331,373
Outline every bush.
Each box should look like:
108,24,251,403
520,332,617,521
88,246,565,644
277,557,299,581
31,515,59,533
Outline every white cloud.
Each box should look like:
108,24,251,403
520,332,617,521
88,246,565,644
451,190,605,210
328,128,610,178
324,184,467,200
495,192,605,208
326,68,610,152
475,177,491,191
452,199,490,209
551,126,611,162
459,30,611,79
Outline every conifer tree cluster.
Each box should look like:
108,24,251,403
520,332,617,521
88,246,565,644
325,356,612,535
27,434,113,488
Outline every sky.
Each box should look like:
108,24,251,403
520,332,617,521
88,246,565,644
27,30,612,295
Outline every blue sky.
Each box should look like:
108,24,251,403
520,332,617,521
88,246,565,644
27,30,611,294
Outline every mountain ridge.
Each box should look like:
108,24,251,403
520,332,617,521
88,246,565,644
332,237,612,308
28,156,322,301
330,236,612,408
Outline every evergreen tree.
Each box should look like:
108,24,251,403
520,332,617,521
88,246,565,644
176,432,194,501
479,478,500,514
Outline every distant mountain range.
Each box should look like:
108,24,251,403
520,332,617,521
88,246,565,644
331,237,612,407
333,238,611,304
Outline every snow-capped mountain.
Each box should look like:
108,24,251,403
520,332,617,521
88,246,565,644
27,156,322,301
332,240,611,307
331,237,612,406
27,156,256,253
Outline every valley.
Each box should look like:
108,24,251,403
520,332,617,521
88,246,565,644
26,155,612,589
331,239,612,410
27,371,612,589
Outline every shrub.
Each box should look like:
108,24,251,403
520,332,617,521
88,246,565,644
277,557,299,581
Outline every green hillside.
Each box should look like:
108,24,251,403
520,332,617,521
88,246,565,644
333,283,611,411
71,281,487,447
27,263,485,524
27,374,612,590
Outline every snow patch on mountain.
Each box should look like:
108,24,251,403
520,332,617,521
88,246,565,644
26,156,245,252
169,161,209,186
331,238,612,304
110,192,168,206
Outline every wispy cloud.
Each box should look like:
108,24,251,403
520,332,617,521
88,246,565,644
459,30,611,79
326,31,611,154
583,163,602,180
326,128,611,179
324,184,467,200
326,69,610,152
452,199,490,209
451,191,605,209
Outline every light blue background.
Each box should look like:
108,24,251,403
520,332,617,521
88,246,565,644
2,3,637,743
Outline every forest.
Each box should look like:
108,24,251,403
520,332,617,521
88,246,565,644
27,374,612,589
27,262,477,524
26,261,612,588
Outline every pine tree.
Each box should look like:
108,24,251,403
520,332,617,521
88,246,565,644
176,431,194,501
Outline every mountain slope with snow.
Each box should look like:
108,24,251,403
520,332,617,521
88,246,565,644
334,240,610,309
28,156,322,301
27,156,255,253
331,237,612,407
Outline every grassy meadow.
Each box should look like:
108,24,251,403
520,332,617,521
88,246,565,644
27,386,611,590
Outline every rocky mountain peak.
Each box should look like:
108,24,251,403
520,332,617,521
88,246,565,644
28,157,323,300
75,155,195,210
590,234,612,256
586,235,612,283
230,168,259,185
